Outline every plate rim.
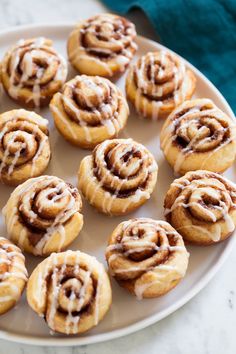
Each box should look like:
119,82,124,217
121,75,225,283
0,22,235,347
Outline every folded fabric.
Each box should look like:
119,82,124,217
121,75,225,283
102,0,236,113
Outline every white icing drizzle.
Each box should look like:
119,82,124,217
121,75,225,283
107,219,184,262
0,112,49,180
0,131,19,176
47,253,60,330
165,175,236,242
50,104,77,139
0,238,27,303
71,14,136,75
34,183,78,255
61,95,92,142
134,51,186,119
86,140,157,214
133,263,185,300
161,100,235,175
53,75,126,143
31,136,47,177
106,243,185,255
37,251,101,334
107,219,188,300
3,176,81,255
7,37,67,107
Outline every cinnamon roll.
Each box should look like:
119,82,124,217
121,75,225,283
1,37,67,108
164,170,236,245
106,218,189,299
0,237,28,315
126,51,196,119
160,99,236,175
50,75,129,149
27,250,112,334
78,139,158,215
3,176,83,256
0,109,51,186
67,13,137,77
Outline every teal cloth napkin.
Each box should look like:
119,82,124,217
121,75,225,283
102,0,236,113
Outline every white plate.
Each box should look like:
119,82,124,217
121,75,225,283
0,23,235,347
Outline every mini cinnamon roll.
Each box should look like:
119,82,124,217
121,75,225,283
0,109,51,186
67,13,137,77
160,99,236,175
27,250,112,334
106,218,189,299
126,51,196,119
3,176,83,256
164,170,236,245
50,75,129,149
0,237,28,315
1,37,67,108
78,139,158,215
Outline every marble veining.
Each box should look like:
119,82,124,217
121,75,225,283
0,0,235,353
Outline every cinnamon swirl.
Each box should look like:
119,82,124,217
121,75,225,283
50,75,129,148
67,13,137,77
3,176,84,256
160,99,236,175
126,51,196,119
78,139,158,215
1,37,67,108
0,109,50,186
27,250,112,334
164,170,236,245
106,218,189,299
0,237,28,315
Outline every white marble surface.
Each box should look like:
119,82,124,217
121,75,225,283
0,0,235,353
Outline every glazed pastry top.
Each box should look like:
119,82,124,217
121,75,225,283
69,13,137,74
106,218,189,299
27,250,111,334
79,138,158,215
164,170,236,243
50,75,128,144
161,98,236,174
3,175,83,255
0,109,50,184
127,50,195,119
1,37,67,107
